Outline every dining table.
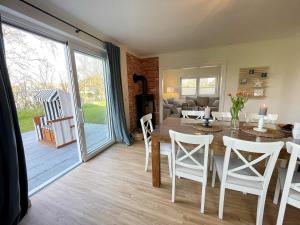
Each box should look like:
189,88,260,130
151,117,299,188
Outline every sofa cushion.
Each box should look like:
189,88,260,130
186,100,196,107
196,97,209,107
166,98,175,104
208,97,219,106
185,96,196,103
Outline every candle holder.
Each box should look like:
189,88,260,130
253,115,267,132
202,118,212,128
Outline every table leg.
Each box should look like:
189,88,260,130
152,136,161,187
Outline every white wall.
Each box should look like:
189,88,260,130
158,34,300,123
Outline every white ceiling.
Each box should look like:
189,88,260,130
28,0,300,56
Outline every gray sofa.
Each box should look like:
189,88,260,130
182,96,219,112
163,97,219,120
163,98,182,119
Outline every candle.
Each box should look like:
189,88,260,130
259,104,268,116
204,106,211,119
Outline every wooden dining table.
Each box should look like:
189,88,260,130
151,117,298,188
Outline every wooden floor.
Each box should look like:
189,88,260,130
21,141,299,225
23,123,109,192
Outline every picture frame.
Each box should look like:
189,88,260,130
253,89,264,97
240,78,248,84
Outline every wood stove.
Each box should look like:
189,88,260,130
133,74,155,129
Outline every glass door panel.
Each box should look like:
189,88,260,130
73,51,112,156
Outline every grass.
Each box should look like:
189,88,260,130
17,107,44,133
17,102,107,133
82,102,107,124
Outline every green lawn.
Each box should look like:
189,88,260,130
17,102,107,133
17,107,44,133
82,103,107,124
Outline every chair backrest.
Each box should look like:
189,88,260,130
169,130,213,175
140,113,154,152
182,110,204,119
222,136,283,189
285,142,300,193
247,113,278,124
211,112,231,121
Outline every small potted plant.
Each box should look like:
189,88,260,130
228,91,248,129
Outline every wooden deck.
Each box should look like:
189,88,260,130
22,123,109,193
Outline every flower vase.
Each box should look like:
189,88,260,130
231,117,239,130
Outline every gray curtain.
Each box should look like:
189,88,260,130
106,42,133,145
0,16,28,225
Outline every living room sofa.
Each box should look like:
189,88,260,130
163,96,219,120
182,96,219,111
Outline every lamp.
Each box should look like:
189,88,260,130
164,87,179,98
166,87,176,93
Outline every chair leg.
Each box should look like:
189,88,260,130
210,150,214,171
200,182,206,214
218,183,226,219
145,152,150,171
212,163,217,187
276,194,288,225
168,154,172,178
273,177,281,205
171,172,176,202
256,195,266,225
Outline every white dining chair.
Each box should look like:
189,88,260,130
275,142,300,225
182,110,204,119
211,111,232,121
209,111,231,172
212,136,284,225
169,130,213,213
140,113,172,177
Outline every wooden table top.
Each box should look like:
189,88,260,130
153,117,299,152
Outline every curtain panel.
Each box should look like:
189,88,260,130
106,42,133,145
0,16,28,225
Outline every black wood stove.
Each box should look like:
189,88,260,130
133,74,155,129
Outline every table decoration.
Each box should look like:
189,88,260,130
193,124,222,133
229,91,248,129
203,106,212,127
253,104,268,132
241,125,286,139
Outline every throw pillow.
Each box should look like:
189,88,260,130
209,97,219,106
167,98,175,105
186,100,196,107
212,99,220,107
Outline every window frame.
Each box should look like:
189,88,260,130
198,75,219,97
180,75,220,97
180,77,198,96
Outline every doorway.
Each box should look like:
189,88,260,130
2,22,114,195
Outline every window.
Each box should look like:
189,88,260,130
181,78,197,96
199,77,217,95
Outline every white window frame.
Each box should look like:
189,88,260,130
180,75,220,97
198,75,219,97
180,77,197,96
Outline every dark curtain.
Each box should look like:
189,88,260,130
106,42,133,145
0,17,28,225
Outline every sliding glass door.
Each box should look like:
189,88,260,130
68,44,114,160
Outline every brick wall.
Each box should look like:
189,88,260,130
126,53,159,132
